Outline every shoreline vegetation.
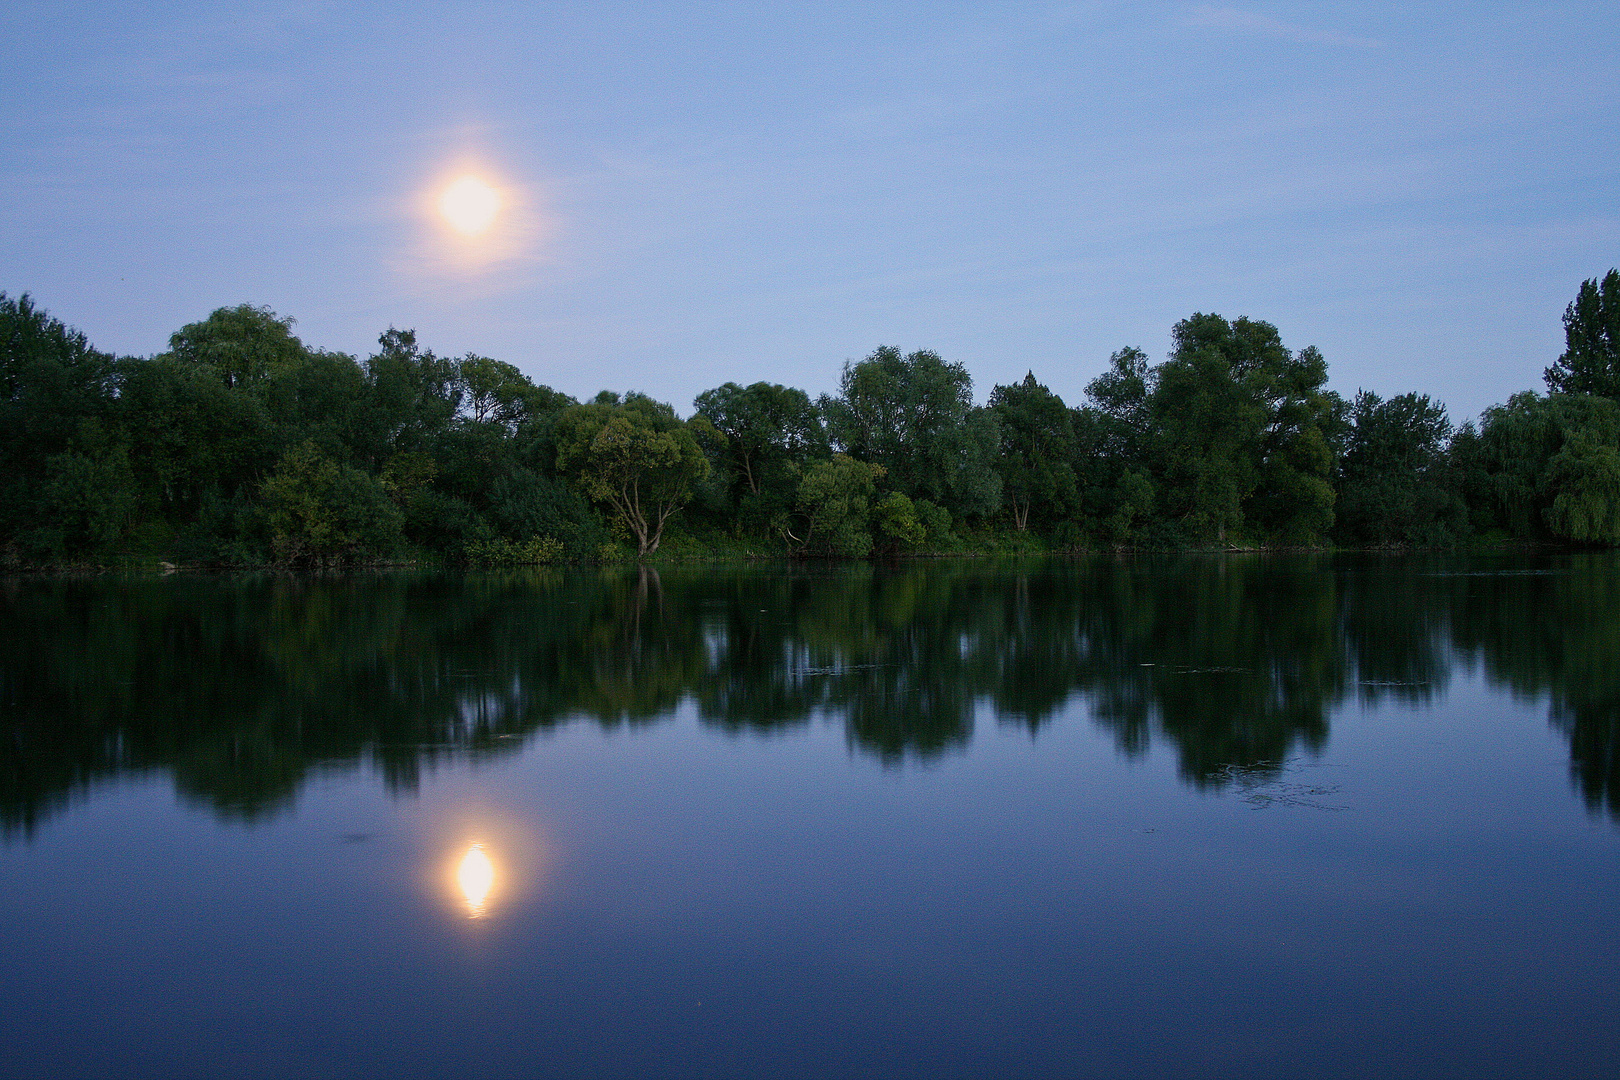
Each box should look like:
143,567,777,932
1,536,1565,577
4,270,1619,570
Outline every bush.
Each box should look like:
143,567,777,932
262,441,403,563
464,535,564,566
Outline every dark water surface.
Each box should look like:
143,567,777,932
2,555,1617,1078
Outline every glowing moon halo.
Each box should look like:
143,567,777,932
439,176,500,236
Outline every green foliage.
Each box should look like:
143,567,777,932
115,356,275,525
17,287,1620,563
778,454,882,557
1461,391,1620,542
693,381,824,494
1150,315,1338,544
912,499,955,549
692,380,825,536
873,491,926,553
1077,316,1341,546
1083,347,1153,455
554,396,710,555
1246,345,1339,544
464,535,564,566
1335,391,1464,545
1546,269,1620,398
1151,345,1257,539
990,372,1078,531
1544,433,1620,543
43,449,137,555
361,327,463,461
822,346,1002,520
379,451,438,503
164,304,310,389
1072,354,1154,546
458,353,549,427
0,292,114,404
261,441,404,563
482,467,608,559
0,293,122,553
401,489,492,553
1103,466,1156,546
262,348,369,460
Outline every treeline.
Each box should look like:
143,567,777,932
4,270,1620,564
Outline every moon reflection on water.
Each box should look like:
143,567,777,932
457,842,497,918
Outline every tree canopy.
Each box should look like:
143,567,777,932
554,395,710,555
822,346,1001,520
989,372,1076,531
13,271,1620,565
1546,269,1620,398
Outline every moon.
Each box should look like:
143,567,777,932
439,176,500,236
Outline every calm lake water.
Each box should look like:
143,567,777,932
2,555,1617,1078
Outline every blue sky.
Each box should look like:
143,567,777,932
3,2,1616,422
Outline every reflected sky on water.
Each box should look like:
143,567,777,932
0,556,1617,1078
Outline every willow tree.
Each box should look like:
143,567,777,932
1462,391,1620,542
1544,432,1620,543
164,304,311,390
554,395,709,555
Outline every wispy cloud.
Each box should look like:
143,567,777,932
1187,5,1383,48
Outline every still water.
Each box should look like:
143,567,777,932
1,555,1617,1078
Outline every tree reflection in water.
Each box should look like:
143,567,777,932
2,553,1617,838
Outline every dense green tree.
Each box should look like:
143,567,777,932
1081,347,1153,461
362,328,462,462
424,409,601,558
0,292,115,403
481,467,607,555
989,372,1077,531
1543,429,1620,543
1148,315,1337,544
693,382,824,497
1461,392,1563,536
1149,321,1268,541
692,381,826,537
114,357,275,529
22,286,1620,563
1071,349,1155,546
872,490,927,553
1334,391,1464,545
776,454,883,558
1545,269,1620,398
262,349,370,462
458,353,552,427
261,441,404,562
1246,344,1339,543
1459,391,1620,542
0,293,121,557
164,304,311,389
822,346,1001,520
40,449,137,555
554,395,709,554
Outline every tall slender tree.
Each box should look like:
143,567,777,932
1546,269,1620,398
